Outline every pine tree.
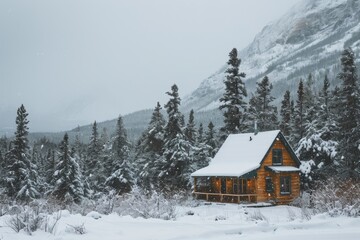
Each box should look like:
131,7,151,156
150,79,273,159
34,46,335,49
205,121,218,158
337,48,360,180
296,77,338,189
44,149,56,189
219,48,247,138
86,121,104,192
292,80,305,145
136,102,166,190
184,110,197,144
52,133,83,203
164,84,183,139
106,115,133,194
280,90,292,137
5,105,40,201
248,76,278,131
160,84,192,191
197,123,204,143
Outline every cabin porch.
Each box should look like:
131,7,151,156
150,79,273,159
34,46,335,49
193,176,257,203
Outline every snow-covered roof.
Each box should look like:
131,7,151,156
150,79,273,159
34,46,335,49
191,130,281,177
266,166,300,173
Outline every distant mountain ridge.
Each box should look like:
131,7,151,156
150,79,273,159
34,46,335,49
182,0,360,112
16,0,360,143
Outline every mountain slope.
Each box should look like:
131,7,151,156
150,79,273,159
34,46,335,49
182,0,360,112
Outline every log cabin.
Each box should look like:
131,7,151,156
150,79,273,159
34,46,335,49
191,130,301,204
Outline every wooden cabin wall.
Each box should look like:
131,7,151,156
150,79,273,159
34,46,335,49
256,139,299,202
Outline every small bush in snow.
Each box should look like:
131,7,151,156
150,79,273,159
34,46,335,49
300,207,312,221
5,206,45,235
185,210,195,216
248,209,267,222
115,186,177,220
311,178,360,217
214,215,226,221
43,211,61,234
66,223,86,235
287,207,297,221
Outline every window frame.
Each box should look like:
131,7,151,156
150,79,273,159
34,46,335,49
272,149,283,166
265,177,274,193
280,176,291,195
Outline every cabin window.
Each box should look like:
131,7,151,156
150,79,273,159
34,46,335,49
265,177,273,193
272,149,283,165
280,176,291,195
233,179,238,194
239,179,248,194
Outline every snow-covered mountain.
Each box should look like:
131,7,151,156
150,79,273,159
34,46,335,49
182,0,360,112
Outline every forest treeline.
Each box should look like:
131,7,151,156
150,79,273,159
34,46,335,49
0,47,359,205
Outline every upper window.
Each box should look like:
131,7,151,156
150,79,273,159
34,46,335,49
272,149,283,165
280,176,291,195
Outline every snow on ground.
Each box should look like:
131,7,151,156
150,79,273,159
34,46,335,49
0,203,359,240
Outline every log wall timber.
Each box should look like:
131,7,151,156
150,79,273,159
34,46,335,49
256,138,300,203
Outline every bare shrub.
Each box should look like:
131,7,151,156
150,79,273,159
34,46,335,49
43,211,61,234
6,214,26,233
248,209,268,222
115,186,177,220
66,223,86,235
300,207,312,221
287,207,297,221
311,178,360,217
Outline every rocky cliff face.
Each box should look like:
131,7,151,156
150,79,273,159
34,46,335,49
182,0,360,112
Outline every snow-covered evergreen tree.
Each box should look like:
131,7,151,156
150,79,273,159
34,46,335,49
248,76,278,131
205,121,218,158
337,48,360,180
291,79,305,145
4,105,40,202
219,48,247,139
280,90,292,138
160,85,193,191
197,123,204,143
184,110,197,144
44,149,56,191
52,133,83,204
105,116,134,194
86,121,104,192
136,102,165,190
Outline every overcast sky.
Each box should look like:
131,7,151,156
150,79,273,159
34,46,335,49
0,0,300,132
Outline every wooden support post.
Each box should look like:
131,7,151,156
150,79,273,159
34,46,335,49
206,194,208,201
194,177,197,192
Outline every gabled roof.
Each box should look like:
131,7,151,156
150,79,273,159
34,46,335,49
191,130,281,177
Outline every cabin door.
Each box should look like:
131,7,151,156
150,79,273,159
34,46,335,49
221,178,226,193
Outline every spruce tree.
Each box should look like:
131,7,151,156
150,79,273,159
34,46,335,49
5,105,40,201
219,48,247,138
292,79,305,145
197,123,204,143
136,102,165,190
52,133,83,203
280,90,292,137
296,78,338,189
337,48,360,180
184,110,197,144
205,121,218,158
106,115,133,194
86,121,104,192
164,84,183,139
248,76,278,131
160,84,192,191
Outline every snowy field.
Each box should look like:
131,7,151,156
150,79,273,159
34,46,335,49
0,203,359,240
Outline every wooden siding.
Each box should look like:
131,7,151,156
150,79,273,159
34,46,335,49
256,138,300,203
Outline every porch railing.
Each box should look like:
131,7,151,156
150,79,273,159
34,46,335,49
193,191,257,203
